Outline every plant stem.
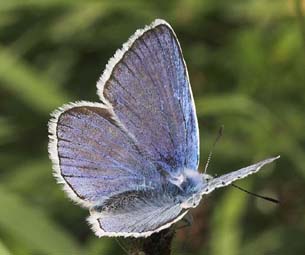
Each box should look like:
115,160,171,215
117,228,175,255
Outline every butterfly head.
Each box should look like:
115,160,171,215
179,172,214,209
202,173,213,182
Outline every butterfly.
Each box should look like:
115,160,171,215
48,19,279,238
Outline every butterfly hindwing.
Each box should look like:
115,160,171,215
88,189,187,237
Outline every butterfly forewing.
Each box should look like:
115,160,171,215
49,103,161,207
98,20,199,172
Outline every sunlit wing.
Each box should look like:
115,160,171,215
88,189,187,237
48,19,200,236
48,102,161,208
97,19,199,173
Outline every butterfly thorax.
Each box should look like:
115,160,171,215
180,172,214,208
167,169,211,209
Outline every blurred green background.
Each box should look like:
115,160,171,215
0,0,305,254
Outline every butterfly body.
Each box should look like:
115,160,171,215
48,19,279,238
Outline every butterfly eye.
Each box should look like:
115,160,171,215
202,173,213,182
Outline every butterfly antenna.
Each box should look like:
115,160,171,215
231,183,279,204
204,125,224,174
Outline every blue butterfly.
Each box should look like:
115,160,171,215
48,19,279,238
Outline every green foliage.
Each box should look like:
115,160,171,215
0,0,304,254
0,186,82,255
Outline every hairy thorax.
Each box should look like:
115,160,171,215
168,168,212,209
